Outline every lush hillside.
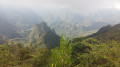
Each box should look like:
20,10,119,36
1,1,120,67
89,23,120,41
0,22,120,67
1,36,120,67
28,22,60,49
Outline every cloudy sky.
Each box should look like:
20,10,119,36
1,0,120,14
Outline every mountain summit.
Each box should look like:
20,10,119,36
28,22,60,49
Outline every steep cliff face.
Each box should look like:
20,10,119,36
28,22,60,49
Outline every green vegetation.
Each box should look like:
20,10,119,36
71,38,120,67
50,36,72,67
0,43,51,67
0,36,120,67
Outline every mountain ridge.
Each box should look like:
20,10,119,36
88,23,120,41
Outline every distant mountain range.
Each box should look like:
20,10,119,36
0,6,120,38
35,8,120,37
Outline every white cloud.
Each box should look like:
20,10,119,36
0,0,120,14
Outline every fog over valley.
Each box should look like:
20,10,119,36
0,0,120,38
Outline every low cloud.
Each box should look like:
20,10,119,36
0,0,120,14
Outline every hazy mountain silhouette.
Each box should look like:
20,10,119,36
0,7,42,29
0,19,20,39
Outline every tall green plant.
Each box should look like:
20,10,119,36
50,36,72,67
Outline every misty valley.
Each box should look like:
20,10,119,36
0,1,120,67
